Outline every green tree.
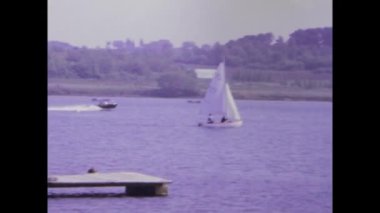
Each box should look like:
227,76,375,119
157,72,199,97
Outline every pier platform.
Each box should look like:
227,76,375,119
48,172,171,196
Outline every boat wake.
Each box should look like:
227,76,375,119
48,105,102,112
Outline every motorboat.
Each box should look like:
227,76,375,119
93,98,118,109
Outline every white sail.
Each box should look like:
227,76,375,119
199,61,243,127
223,83,241,121
200,62,226,116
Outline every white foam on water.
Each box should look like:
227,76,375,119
48,105,102,112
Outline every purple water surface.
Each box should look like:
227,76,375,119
48,96,332,213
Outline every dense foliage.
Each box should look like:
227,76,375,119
48,27,332,96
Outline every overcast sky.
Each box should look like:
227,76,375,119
48,0,332,48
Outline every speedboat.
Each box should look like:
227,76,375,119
95,99,117,109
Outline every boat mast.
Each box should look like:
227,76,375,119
222,56,229,84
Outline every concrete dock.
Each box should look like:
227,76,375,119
48,172,171,196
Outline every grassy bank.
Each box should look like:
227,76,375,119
48,79,332,101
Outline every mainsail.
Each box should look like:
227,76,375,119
200,62,242,122
200,62,226,116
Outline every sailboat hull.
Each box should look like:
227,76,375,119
198,120,243,128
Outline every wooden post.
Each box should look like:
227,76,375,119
126,184,168,196
155,184,168,196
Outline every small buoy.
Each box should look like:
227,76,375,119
87,168,96,173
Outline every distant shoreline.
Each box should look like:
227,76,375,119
48,93,331,102
48,91,332,102
48,79,331,102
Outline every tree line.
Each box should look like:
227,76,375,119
48,27,331,96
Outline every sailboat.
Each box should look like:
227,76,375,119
198,62,243,128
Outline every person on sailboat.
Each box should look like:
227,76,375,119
221,116,228,123
207,113,214,123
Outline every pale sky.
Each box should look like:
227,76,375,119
48,0,332,48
